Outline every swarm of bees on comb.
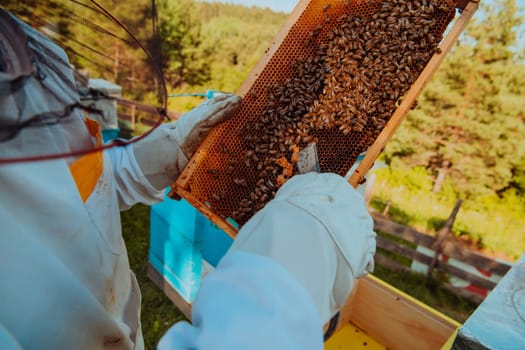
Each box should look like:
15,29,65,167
225,0,457,224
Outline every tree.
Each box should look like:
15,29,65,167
2,1,216,103
196,2,287,91
385,0,525,198
155,0,211,88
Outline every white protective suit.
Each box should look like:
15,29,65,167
0,9,376,350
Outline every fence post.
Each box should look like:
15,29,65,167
382,200,392,215
427,199,463,278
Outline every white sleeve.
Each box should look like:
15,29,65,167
106,145,165,210
157,252,324,350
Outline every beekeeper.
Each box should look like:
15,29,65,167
0,9,376,350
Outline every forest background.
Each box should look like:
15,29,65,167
2,0,524,347
3,0,524,259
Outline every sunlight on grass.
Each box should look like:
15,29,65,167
372,168,525,261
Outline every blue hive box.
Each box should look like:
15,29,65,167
102,128,120,142
149,192,233,302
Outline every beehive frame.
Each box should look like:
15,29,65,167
174,0,479,238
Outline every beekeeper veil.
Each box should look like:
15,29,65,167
0,9,91,160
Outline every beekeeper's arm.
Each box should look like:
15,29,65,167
108,94,241,210
158,172,377,350
1,9,241,213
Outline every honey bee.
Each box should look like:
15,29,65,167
233,178,248,187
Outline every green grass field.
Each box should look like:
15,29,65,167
121,204,478,349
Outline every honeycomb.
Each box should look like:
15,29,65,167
176,0,458,229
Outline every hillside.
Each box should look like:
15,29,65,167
166,2,287,110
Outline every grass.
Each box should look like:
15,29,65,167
371,168,525,261
121,204,186,350
376,230,417,267
121,204,480,348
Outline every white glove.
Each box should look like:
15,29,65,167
229,172,377,324
133,94,241,190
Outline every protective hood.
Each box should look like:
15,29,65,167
0,9,79,129
0,9,89,160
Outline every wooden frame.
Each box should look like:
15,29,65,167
174,1,480,238
339,275,460,350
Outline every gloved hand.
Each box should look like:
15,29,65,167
133,94,241,190
228,172,377,324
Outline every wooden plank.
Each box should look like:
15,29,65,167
377,235,434,266
373,211,510,277
433,200,463,250
429,200,463,277
335,278,361,333
345,275,459,350
349,1,479,187
374,254,485,304
147,263,192,320
441,241,511,276
372,213,436,248
437,261,497,290
457,0,478,10
377,236,498,290
173,185,239,239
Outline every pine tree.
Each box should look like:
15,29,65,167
155,0,211,87
386,0,525,198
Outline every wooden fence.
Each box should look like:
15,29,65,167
371,200,512,303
